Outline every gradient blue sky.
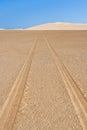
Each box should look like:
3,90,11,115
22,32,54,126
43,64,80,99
0,0,87,29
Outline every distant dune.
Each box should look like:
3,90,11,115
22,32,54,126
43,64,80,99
26,22,87,30
0,28,5,30
0,22,87,30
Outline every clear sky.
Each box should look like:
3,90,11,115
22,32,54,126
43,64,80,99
0,0,87,29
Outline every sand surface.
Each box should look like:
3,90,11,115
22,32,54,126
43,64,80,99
0,31,35,111
0,30,87,130
45,31,87,99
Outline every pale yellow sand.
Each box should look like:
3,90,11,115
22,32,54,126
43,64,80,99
13,38,82,130
0,31,35,111
0,30,87,130
46,31,87,99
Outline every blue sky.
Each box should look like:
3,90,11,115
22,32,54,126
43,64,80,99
0,0,87,29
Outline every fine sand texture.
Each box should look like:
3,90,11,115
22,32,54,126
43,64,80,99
0,30,87,130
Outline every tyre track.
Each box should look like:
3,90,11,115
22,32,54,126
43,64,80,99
12,38,82,130
0,39,37,130
45,37,87,130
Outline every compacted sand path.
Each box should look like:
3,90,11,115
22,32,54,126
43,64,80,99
0,31,87,130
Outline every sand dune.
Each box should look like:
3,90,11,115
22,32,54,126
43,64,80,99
1,22,87,30
27,22,87,30
0,29,5,30
0,30,87,130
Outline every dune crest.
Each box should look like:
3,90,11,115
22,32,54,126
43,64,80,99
1,22,87,30
27,22,87,30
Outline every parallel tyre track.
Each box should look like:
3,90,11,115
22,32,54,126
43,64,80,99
0,39,37,130
45,38,87,130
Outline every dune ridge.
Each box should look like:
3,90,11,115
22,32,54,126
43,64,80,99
26,22,87,30
1,22,87,30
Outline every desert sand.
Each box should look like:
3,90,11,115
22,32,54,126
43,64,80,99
0,29,87,130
